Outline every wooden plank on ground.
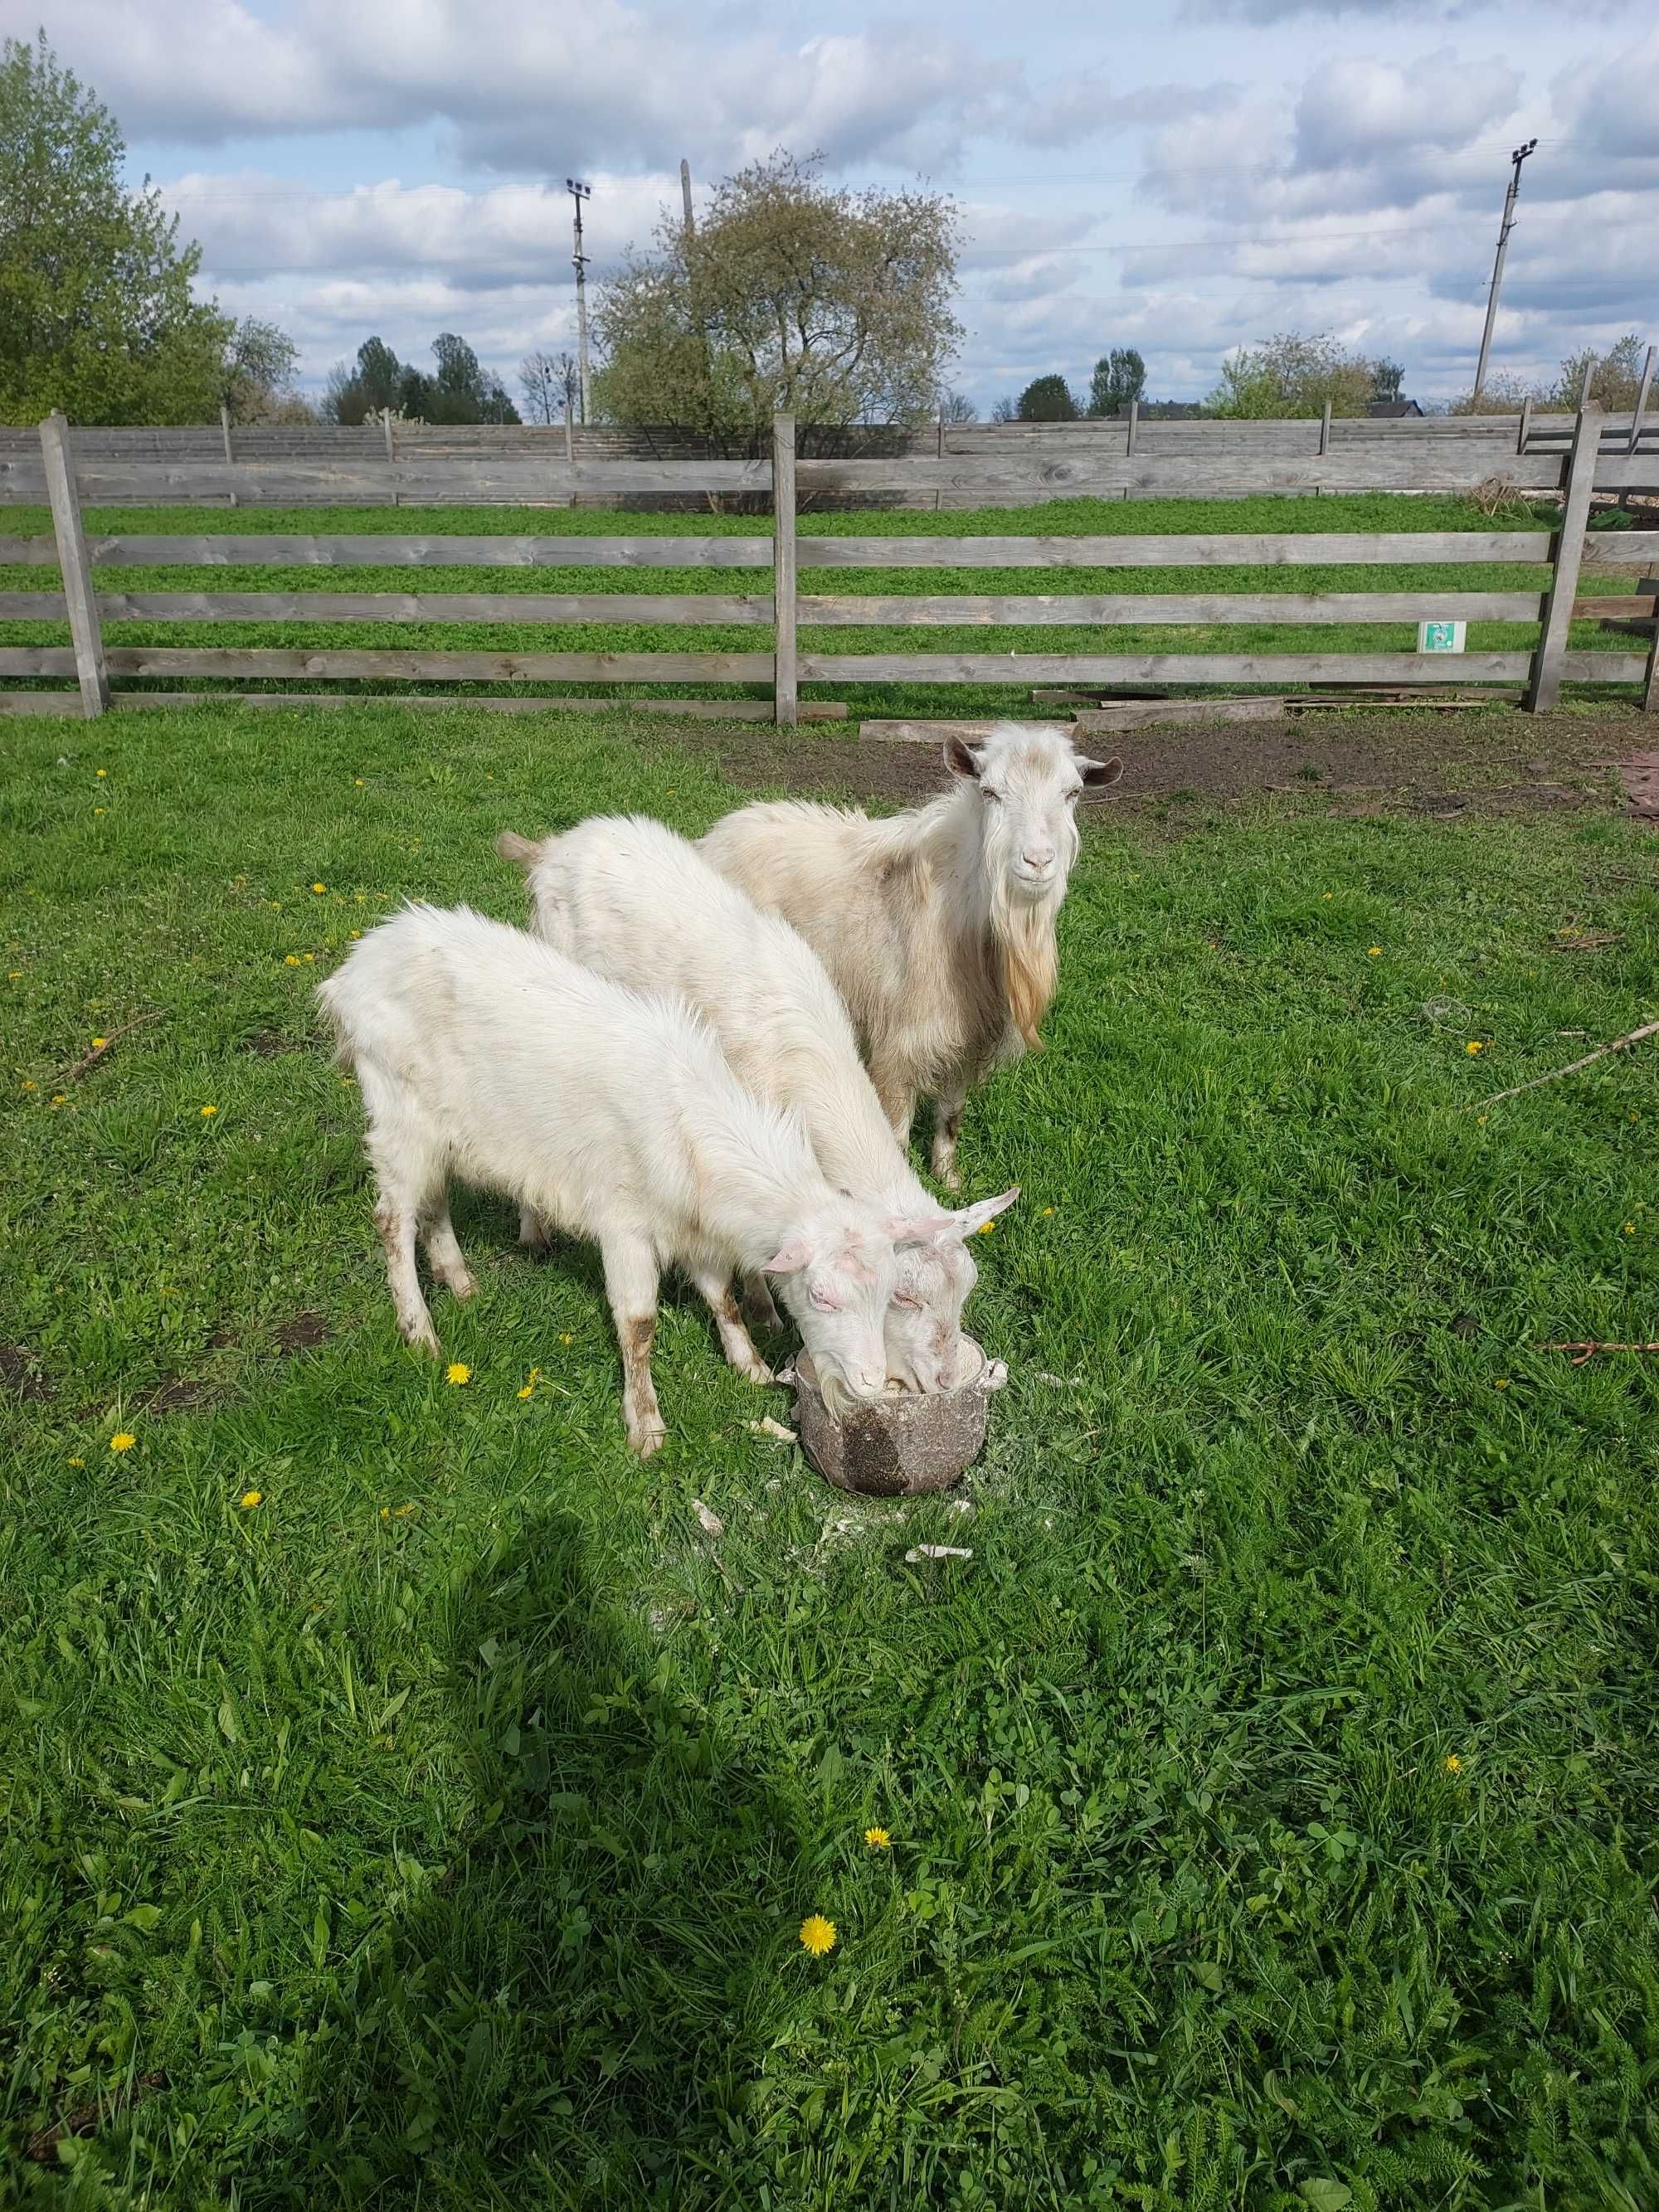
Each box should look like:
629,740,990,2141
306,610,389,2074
67,534,776,569
796,651,1536,685
66,591,774,625
797,532,1552,570
0,647,774,681
799,591,1544,626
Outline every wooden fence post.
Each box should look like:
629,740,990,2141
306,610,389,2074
1643,598,1658,713
38,412,109,719
563,398,575,464
772,411,797,727
381,408,396,464
1318,400,1331,456
1525,404,1601,714
1630,345,1656,456
1517,395,1532,457
1126,400,1138,458
219,404,235,463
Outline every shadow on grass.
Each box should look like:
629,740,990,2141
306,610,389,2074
275,1512,799,2210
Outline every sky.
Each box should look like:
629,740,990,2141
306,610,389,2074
27,0,1659,413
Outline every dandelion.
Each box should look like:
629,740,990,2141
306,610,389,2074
285,955,300,966
1623,1222,1636,1235
381,1505,391,1519
977,1220,995,1237
90,1036,107,1050
394,1503,415,1518
312,882,327,895
1321,892,1334,900
67,1456,85,1468
240,1490,263,1510
1494,1378,1510,1391
559,1332,572,1345
50,1093,66,1106
302,953,314,964
1477,1114,1488,1126
864,1827,892,1850
1367,946,1381,958
109,1432,135,1453
95,769,106,778
93,806,105,815
798,1913,837,1957
446,1362,471,1385
1466,1041,1484,1056
7,970,20,979
353,778,365,788
349,930,360,941
518,1366,542,1400
1041,1206,1055,1218
21,1078,36,1091
200,1104,218,1118
1443,1753,1463,1773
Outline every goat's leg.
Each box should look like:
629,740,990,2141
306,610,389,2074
692,1270,773,1384
518,1203,552,1252
421,1198,478,1300
738,1272,782,1332
374,1197,440,1356
361,1072,445,1355
601,1234,665,1457
928,1077,969,1194
870,1053,917,1149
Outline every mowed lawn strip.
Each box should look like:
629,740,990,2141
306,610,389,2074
2,698,1657,2206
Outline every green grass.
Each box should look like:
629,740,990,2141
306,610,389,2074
2,493,1645,717
3,701,1658,2208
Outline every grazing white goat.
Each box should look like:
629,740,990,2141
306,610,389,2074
497,816,1017,1391
317,903,903,1456
699,723,1121,1189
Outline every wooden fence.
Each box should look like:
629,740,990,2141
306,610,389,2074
2,409,1655,722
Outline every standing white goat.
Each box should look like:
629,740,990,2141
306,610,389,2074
699,723,1121,1189
317,904,904,1456
497,816,1017,1391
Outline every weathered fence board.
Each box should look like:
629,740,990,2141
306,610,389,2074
0,458,775,504
49,591,769,625
46,534,772,570
0,648,773,682
797,532,1554,569
798,591,1545,627
796,652,1540,685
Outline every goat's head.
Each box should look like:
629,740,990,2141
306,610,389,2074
945,724,1122,908
882,1187,1019,1392
762,1207,898,1416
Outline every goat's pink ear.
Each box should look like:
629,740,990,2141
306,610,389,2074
761,1237,812,1275
1078,755,1124,788
943,737,983,782
952,1187,1020,1235
886,1213,949,1249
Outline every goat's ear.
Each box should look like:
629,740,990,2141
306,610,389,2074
1078,755,1124,789
943,737,983,782
886,1213,950,1249
495,829,542,869
761,1236,813,1275
951,1187,1020,1236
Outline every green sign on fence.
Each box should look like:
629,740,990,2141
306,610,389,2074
1418,620,1467,654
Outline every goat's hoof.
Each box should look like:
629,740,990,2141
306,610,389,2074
737,1357,774,1387
445,1270,479,1301
937,1164,962,1195
402,1320,442,1358
628,1420,668,1460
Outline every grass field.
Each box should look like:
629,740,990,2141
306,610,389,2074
2,492,1646,721
2,698,1657,2208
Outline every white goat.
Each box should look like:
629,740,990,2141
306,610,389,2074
317,903,903,1456
498,816,1017,1392
699,723,1122,1189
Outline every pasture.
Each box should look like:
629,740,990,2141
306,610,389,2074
2,694,1657,2208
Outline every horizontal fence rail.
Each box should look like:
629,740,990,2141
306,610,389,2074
2,407,1653,722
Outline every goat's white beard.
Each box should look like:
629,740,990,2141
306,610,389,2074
986,862,1065,1053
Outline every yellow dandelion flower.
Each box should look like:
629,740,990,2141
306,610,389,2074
381,1505,391,1519
67,1456,85,1468
7,970,20,979
1443,1753,1462,1773
1477,1114,1488,1126
517,1366,542,1400
1367,946,1381,958
21,1078,36,1091
1466,1041,1484,1055
109,1432,135,1453
1040,1206,1055,1217
394,1503,415,1518
285,955,300,966
798,1913,837,1956
95,768,106,778
977,1219,995,1236
864,1827,892,1850
1493,1378,1510,1390
1623,1222,1636,1235
446,1362,471,1385
240,1490,263,1509
302,953,314,964
559,1332,572,1345
1321,892,1333,900
353,778,365,787
90,1036,107,1049
517,1384,534,1399
311,882,327,895
348,930,360,941
51,1093,66,1106
200,1104,218,1117
93,806,105,815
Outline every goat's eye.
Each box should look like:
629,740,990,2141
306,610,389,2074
1064,787,1082,803
891,1291,923,1310
981,787,1002,804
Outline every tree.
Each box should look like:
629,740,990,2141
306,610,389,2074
1087,348,1145,417
1554,331,1649,411
221,315,299,424
938,389,978,425
990,393,1018,424
1370,357,1404,406
520,348,580,425
0,32,231,425
1207,332,1377,419
324,332,520,425
594,150,961,443
1017,375,1079,421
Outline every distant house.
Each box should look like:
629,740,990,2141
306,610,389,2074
1368,400,1424,418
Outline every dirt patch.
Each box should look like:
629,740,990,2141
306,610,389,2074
26,2074,170,2165
143,1377,217,1414
272,1310,330,1354
241,1030,305,1057
665,706,1656,824
0,1344,51,1400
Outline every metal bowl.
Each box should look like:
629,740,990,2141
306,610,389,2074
791,1337,1004,1495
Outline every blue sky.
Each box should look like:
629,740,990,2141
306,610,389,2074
33,0,1659,412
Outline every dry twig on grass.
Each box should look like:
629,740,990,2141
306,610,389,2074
1539,1340,1659,1366
1467,1018,1659,1109
58,1009,165,1083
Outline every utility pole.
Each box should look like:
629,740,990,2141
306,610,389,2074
1472,139,1536,409
680,158,693,236
567,177,592,426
